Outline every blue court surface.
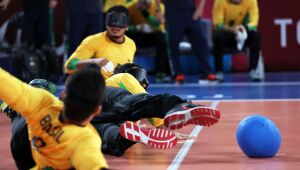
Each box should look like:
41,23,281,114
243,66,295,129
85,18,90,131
56,72,300,101
141,72,300,100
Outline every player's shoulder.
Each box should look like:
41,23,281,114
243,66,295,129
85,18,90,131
83,32,106,43
121,72,136,79
108,72,134,81
125,36,136,47
114,72,136,79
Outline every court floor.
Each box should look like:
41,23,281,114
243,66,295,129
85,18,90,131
1,72,300,170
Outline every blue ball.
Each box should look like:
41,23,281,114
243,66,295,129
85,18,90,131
236,115,281,158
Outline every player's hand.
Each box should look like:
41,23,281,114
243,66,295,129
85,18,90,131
98,58,114,73
136,24,153,33
49,0,58,9
236,25,247,40
236,25,246,32
142,24,153,33
223,25,238,34
235,25,248,50
192,9,203,20
0,0,11,10
193,0,206,21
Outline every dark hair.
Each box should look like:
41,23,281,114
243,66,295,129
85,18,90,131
114,63,149,89
114,63,141,74
64,66,105,123
107,5,129,17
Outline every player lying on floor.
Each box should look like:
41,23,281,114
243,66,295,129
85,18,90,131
90,63,220,156
105,63,163,127
1,64,221,169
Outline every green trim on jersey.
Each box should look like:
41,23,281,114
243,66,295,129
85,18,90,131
67,58,80,70
118,82,128,91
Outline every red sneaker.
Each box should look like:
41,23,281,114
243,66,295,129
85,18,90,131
119,122,177,149
198,74,219,84
164,103,221,130
174,74,185,84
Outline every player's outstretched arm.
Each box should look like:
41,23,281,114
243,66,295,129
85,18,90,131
0,68,57,118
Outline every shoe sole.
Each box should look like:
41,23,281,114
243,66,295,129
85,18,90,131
120,122,177,149
164,106,221,130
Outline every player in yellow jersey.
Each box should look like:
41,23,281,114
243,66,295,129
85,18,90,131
90,63,221,156
1,79,57,169
212,0,262,81
106,63,163,127
0,66,108,170
126,0,171,83
65,5,136,79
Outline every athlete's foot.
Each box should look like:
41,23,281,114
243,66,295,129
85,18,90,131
119,122,177,149
164,103,221,130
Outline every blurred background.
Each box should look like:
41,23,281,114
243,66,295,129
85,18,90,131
0,0,299,83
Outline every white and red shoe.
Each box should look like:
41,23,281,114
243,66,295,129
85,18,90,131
164,103,221,130
119,122,177,149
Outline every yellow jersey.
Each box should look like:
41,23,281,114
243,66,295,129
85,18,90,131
103,0,137,13
106,73,164,127
106,73,147,94
128,0,165,32
65,31,136,79
212,0,259,30
0,68,108,170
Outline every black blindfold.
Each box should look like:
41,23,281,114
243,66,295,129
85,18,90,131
105,12,128,28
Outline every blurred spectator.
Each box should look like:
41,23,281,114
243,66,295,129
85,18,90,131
64,5,136,79
102,0,136,13
161,0,217,84
212,0,262,81
1,0,61,83
127,0,170,83
0,0,57,49
66,0,103,56
0,0,10,10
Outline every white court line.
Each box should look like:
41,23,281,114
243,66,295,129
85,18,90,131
150,81,300,88
56,81,300,90
192,99,300,102
167,100,220,170
57,81,300,91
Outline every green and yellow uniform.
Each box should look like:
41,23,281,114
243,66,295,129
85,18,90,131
106,73,164,127
0,68,108,170
102,0,137,13
213,0,259,31
128,0,165,32
106,73,146,94
65,31,136,79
